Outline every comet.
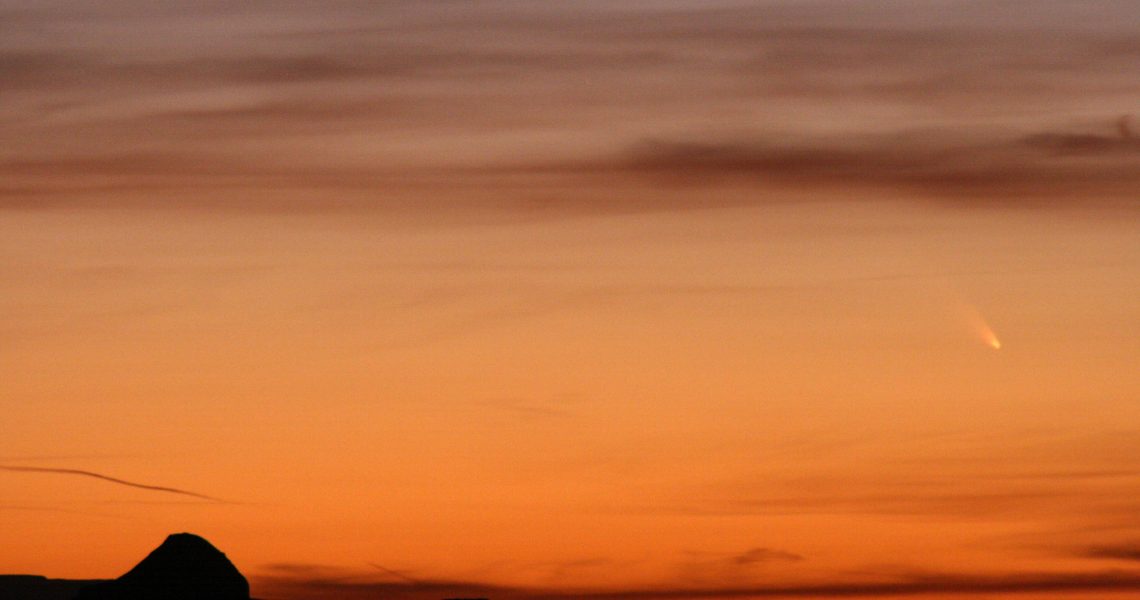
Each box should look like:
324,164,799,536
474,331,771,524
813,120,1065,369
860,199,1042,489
982,328,1002,350
960,303,1002,350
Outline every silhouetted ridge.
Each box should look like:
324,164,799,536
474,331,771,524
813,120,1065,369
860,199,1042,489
77,533,249,600
0,575,104,600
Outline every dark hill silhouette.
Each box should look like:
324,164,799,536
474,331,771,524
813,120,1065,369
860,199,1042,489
0,575,105,600
76,533,249,600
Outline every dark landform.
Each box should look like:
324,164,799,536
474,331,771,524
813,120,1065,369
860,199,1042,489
0,533,249,600
0,575,104,600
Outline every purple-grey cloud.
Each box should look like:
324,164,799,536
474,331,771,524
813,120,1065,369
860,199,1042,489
1,2,1137,214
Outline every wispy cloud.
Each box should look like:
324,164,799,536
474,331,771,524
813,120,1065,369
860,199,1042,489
367,562,422,585
0,465,229,503
475,398,578,420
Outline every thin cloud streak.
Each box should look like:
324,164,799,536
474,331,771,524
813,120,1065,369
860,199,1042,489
0,465,229,503
367,562,422,585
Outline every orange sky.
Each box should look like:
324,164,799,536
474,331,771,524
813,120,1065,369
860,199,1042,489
2,2,1138,599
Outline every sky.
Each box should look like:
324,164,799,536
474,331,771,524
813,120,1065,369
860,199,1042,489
1,1,1138,599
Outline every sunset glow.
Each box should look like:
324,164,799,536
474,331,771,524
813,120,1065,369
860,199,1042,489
2,2,1138,600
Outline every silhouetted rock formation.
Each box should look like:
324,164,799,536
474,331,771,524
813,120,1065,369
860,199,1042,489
76,533,249,600
0,575,105,600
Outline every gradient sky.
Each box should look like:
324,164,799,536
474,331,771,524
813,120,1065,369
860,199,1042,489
2,2,1139,599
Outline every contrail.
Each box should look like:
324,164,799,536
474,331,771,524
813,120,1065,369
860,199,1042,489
368,562,422,585
0,465,227,503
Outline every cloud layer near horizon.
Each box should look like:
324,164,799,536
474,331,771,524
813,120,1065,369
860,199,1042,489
253,565,1140,600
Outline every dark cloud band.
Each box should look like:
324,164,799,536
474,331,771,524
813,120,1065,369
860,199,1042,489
254,568,1140,600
